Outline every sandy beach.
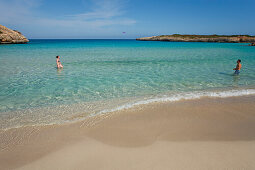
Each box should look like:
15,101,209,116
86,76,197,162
1,0,255,169
1,95,255,170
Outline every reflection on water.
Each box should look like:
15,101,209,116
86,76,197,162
56,68,64,79
232,74,240,87
219,72,232,76
219,72,241,87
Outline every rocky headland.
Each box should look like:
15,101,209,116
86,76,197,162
0,25,29,44
136,34,255,43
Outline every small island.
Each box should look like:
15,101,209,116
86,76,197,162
136,34,255,43
0,24,29,44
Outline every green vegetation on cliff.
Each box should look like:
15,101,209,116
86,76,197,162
137,34,255,43
159,34,255,39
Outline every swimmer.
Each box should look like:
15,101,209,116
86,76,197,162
56,56,63,68
233,59,241,75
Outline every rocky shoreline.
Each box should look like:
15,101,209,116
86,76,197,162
136,34,255,43
0,25,29,44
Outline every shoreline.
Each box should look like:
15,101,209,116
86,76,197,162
1,95,255,169
136,34,255,43
1,88,255,130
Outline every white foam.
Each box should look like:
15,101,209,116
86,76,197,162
2,89,255,130
95,89,255,116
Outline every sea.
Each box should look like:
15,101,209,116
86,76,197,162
0,39,255,129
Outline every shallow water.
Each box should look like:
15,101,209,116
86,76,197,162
0,40,255,129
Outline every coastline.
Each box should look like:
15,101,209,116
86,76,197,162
136,34,255,43
1,88,255,130
1,95,255,170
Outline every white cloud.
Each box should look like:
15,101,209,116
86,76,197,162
0,0,41,23
0,0,136,33
72,0,125,20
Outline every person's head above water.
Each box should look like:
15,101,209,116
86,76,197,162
56,56,59,58
237,59,241,63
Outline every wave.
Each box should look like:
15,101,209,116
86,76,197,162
1,88,255,130
94,89,255,116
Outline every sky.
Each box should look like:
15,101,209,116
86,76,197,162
0,0,255,39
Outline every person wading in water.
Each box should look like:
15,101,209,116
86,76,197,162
233,59,241,75
56,56,63,69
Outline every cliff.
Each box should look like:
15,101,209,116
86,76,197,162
0,25,29,44
136,34,255,43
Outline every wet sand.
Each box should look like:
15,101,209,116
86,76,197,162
1,95,255,170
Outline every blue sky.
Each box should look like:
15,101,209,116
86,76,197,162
0,0,254,39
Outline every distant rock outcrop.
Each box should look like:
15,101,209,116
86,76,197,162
0,25,29,44
136,34,255,43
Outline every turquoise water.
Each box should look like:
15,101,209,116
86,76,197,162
1,40,255,129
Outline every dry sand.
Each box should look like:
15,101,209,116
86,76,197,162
1,95,255,170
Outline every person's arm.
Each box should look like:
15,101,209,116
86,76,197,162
56,59,60,68
233,64,238,70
